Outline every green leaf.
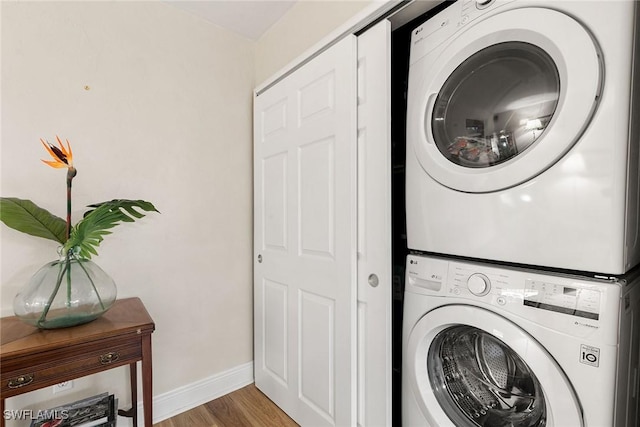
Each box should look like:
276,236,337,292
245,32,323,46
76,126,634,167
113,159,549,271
0,197,67,243
65,199,159,258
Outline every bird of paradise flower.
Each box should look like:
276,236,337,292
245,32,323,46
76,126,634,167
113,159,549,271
0,136,158,327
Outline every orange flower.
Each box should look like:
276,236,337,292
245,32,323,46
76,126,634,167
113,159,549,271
41,136,73,169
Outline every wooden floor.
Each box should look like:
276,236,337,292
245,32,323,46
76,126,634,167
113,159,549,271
153,384,298,427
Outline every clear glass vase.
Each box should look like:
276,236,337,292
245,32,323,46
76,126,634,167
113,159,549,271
14,254,117,329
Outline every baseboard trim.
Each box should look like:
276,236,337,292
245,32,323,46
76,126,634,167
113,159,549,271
137,361,254,424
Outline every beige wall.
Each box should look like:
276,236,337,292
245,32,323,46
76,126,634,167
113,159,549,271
1,0,254,421
0,0,374,422
254,0,373,85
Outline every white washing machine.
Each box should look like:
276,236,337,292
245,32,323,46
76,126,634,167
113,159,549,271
402,253,640,426
405,0,640,274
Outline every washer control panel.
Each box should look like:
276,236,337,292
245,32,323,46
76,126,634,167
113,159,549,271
406,254,614,322
524,280,601,320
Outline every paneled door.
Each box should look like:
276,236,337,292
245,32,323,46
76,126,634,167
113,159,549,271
356,20,392,427
254,35,358,426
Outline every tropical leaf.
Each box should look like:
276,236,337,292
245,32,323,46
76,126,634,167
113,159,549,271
0,197,67,243
65,199,159,258
83,199,159,218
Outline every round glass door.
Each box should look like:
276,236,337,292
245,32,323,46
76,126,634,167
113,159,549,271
404,305,584,426
406,7,602,192
428,325,546,426
432,42,560,169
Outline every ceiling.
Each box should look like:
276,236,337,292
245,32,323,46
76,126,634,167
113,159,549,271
164,1,297,40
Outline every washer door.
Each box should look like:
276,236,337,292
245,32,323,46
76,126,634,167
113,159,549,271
407,7,602,193
405,305,583,426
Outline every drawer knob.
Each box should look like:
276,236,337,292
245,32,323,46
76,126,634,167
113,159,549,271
100,351,120,365
8,374,34,389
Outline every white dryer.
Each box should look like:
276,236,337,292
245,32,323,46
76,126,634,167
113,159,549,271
402,253,640,426
405,0,640,274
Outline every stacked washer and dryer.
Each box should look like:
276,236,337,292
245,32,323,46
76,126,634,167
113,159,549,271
402,0,640,426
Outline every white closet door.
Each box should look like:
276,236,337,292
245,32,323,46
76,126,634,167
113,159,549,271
254,35,358,427
356,20,392,427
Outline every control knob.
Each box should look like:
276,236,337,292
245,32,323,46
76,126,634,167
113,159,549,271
467,273,491,296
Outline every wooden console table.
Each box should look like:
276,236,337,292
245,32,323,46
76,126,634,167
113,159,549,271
0,297,154,427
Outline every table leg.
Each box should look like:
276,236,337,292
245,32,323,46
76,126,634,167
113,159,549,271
142,334,153,427
130,363,139,427
117,362,138,426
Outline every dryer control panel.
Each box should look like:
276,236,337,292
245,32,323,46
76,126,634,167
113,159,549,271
409,0,516,65
406,254,622,339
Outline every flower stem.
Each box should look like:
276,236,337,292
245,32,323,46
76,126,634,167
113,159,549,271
65,167,76,306
72,252,106,310
65,252,71,307
37,259,67,328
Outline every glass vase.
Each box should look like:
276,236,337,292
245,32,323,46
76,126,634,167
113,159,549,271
14,254,117,329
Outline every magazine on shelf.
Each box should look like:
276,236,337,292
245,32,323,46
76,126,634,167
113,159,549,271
30,392,117,427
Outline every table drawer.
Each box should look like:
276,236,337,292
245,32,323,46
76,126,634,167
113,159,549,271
1,341,141,397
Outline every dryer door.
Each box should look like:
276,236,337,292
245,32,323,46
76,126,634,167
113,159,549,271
405,305,583,426
407,7,602,193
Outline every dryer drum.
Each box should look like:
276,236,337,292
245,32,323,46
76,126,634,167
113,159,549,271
428,326,547,427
